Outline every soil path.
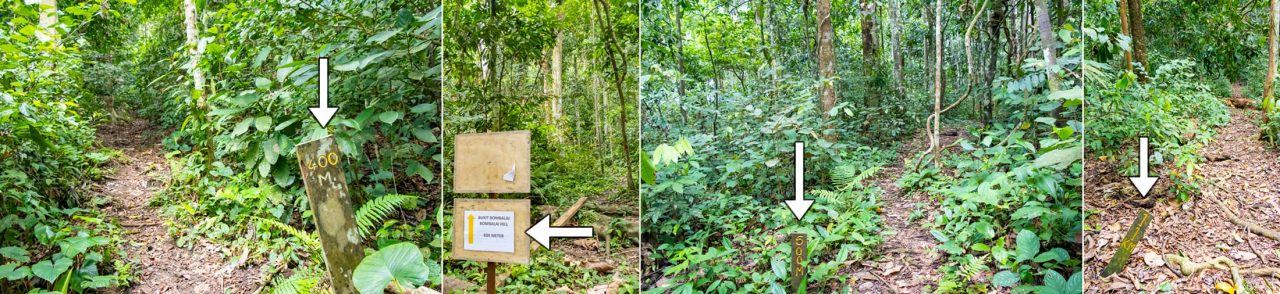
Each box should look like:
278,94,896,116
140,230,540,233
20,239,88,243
847,130,952,293
1085,108,1280,293
96,116,260,293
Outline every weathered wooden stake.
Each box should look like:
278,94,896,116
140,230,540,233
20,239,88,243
487,192,498,294
296,135,364,294
790,234,808,292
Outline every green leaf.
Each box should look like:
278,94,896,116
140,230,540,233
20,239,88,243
65,6,92,16
0,247,29,263
254,116,272,132
254,77,272,89
407,161,434,183
262,139,280,165
0,263,29,281
352,242,429,294
58,236,104,257
411,128,437,143
378,111,403,124
252,46,272,68
272,165,294,188
335,51,393,72
31,257,72,283
992,270,1019,287
232,118,253,136
367,29,401,44
1042,270,1067,291
1015,229,1041,262
640,151,656,185
410,103,436,114
1033,145,1082,170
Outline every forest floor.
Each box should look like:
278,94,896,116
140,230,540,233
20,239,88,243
842,128,967,292
1085,107,1280,293
96,115,261,293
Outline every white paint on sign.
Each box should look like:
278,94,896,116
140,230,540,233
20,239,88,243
503,164,516,182
463,210,516,253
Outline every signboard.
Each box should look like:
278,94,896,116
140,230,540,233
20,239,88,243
295,135,364,294
464,210,516,253
453,131,531,193
1102,210,1152,276
790,234,808,291
451,198,531,264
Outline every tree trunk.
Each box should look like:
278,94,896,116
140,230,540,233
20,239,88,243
891,0,904,97
1128,0,1149,80
1034,0,1060,92
183,0,205,109
862,0,879,107
592,0,633,190
932,0,943,164
983,0,1006,126
1118,0,1133,72
38,0,57,43
817,0,837,116
552,11,564,120
1266,0,1279,124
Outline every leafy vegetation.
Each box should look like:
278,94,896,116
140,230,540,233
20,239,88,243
1,0,135,292
5,0,441,292
641,0,1082,292
442,0,640,291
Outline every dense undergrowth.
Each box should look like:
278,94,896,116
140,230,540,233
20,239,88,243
1085,20,1230,201
0,0,134,292
3,0,444,293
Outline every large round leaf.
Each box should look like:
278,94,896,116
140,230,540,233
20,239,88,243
352,242,428,294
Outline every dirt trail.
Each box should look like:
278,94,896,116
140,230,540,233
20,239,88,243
845,131,948,293
96,117,259,293
1085,108,1280,292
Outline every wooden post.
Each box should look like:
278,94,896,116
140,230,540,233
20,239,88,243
296,135,364,294
790,234,807,292
487,192,498,294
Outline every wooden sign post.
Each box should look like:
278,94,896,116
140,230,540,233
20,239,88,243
790,234,808,292
296,135,364,294
452,131,532,294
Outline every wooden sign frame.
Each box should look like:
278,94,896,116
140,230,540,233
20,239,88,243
453,131,532,193
451,198,531,264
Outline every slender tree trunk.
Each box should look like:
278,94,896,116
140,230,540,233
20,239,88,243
1118,0,1133,72
931,0,943,165
1034,0,1060,92
552,11,565,120
817,0,837,116
862,0,879,107
1128,0,1149,80
702,13,722,135
675,5,687,97
592,0,633,190
1266,0,1279,124
38,0,57,43
983,0,1006,126
183,0,205,109
891,0,904,97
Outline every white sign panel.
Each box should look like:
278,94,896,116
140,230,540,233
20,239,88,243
463,210,516,253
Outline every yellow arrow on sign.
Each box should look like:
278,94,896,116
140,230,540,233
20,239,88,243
467,214,475,244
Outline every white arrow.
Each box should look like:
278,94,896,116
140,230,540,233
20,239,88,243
526,216,594,249
308,57,338,128
785,142,813,221
1129,137,1158,196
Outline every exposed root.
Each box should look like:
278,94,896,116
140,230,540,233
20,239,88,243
1164,254,1280,278
1206,185,1280,241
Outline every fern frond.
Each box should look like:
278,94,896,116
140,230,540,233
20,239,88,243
831,164,883,190
355,194,418,241
270,269,320,294
254,217,319,249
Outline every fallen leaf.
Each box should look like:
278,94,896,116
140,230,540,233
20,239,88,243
1144,252,1165,267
